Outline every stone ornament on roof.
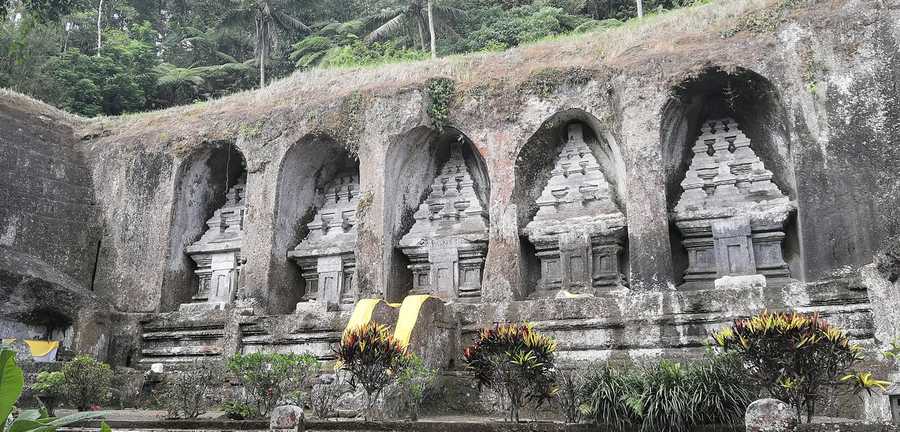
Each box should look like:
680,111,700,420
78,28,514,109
523,123,627,297
399,145,489,301
288,172,360,311
672,118,796,289
183,178,247,311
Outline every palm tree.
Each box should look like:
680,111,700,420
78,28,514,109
220,0,311,88
364,0,463,58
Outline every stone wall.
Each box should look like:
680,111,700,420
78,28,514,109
0,92,111,358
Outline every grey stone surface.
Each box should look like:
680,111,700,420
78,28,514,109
399,144,489,301
523,123,627,297
672,118,795,289
270,405,304,431
288,172,360,311
183,179,247,311
745,398,797,432
0,1,898,423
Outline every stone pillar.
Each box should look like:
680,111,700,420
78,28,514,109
620,100,674,290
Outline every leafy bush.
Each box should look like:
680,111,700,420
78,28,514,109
579,363,643,428
1,349,110,432
222,400,256,420
61,355,114,411
336,322,411,421
227,352,318,418
309,372,351,419
159,363,223,419
555,366,588,424
579,353,752,431
394,354,437,421
30,371,64,415
463,322,557,422
712,310,889,423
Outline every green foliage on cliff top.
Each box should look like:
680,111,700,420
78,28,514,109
1,0,700,117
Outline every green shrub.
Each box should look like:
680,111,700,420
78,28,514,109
394,354,437,421
30,371,65,415
463,323,557,422
579,353,752,431
336,322,411,421
222,400,256,420
579,363,643,428
712,310,889,423
159,362,223,419
227,352,318,418
1,349,110,432
61,355,114,411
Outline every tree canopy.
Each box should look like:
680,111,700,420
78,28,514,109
1,0,695,117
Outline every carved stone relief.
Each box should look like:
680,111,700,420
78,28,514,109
672,118,795,289
523,123,627,297
399,145,489,301
288,172,359,311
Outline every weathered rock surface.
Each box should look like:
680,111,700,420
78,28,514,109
745,398,797,432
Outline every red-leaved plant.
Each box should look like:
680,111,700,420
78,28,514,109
336,321,411,421
463,322,557,422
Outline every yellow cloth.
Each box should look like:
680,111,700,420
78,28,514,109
393,295,434,347
24,340,59,357
1,339,60,356
344,299,384,336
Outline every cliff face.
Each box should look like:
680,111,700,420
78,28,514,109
55,0,898,313
0,0,898,368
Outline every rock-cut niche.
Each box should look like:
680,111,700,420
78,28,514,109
514,111,628,298
662,67,801,289
273,135,359,314
386,128,490,303
164,142,247,312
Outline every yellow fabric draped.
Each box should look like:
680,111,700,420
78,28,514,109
393,295,433,348
344,299,384,335
24,340,59,357
1,339,60,356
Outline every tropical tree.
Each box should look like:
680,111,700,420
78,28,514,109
364,0,463,58
219,0,311,88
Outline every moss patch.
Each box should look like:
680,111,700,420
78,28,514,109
425,77,456,131
517,66,594,100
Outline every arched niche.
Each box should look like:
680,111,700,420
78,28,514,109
512,109,629,298
661,67,801,287
384,127,490,303
161,141,246,312
272,134,359,314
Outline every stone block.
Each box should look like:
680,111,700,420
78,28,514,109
714,274,767,290
745,398,797,432
270,404,304,431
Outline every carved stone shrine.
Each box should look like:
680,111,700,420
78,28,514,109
523,123,627,297
287,172,360,311
671,118,795,289
183,179,247,310
399,145,489,301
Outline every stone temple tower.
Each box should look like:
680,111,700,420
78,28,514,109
399,145,489,302
184,178,247,311
672,118,796,289
288,172,360,311
524,123,627,297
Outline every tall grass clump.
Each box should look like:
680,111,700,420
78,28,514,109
578,352,753,431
